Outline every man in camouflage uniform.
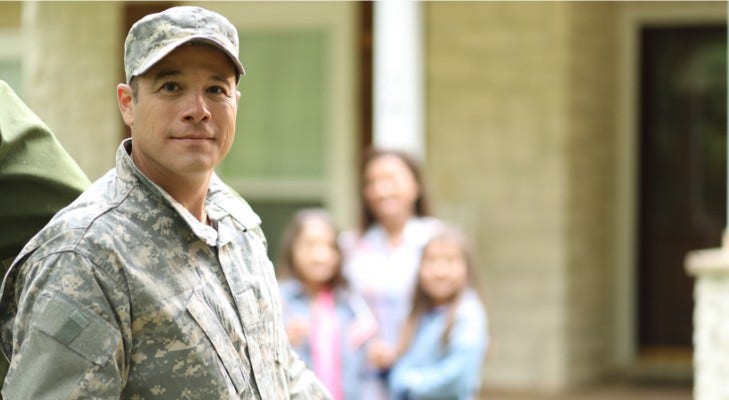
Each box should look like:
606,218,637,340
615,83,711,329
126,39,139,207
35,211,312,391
0,6,331,399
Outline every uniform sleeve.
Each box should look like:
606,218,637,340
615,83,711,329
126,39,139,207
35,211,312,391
389,310,488,400
2,252,128,400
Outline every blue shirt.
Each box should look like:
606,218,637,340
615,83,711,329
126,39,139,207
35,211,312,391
388,290,488,400
279,280,376,400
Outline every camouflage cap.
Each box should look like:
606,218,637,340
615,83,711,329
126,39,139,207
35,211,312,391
124,6,245,83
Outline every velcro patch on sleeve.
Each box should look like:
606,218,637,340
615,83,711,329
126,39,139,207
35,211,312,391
36,297,119,367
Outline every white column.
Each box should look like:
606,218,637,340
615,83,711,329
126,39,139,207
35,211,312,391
685,239,729,400
372,0,425,159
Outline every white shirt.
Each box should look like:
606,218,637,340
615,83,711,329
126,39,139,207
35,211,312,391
341,217,442,343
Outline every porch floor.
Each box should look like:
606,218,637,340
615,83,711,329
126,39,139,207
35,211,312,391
482,381,692,400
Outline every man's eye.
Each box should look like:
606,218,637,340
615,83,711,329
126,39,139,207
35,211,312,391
161,82,179,91
208,86,225,95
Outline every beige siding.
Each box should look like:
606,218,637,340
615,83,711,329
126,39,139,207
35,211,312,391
564,1,618,387
425,1,619,391
0,2,20,29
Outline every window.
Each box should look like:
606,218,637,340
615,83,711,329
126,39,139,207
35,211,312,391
203,2,360,262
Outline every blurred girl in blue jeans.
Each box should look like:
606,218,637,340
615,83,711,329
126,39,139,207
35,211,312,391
389,227,489,400
277,209,377,400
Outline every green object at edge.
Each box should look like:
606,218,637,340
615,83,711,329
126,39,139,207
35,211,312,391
0,79,91,385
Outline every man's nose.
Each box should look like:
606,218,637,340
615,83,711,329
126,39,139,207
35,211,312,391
183,92,212,122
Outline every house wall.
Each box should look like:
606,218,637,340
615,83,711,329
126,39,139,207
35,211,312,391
0,3,20,29
22,2,122,180
564,2,617,386
0,3,23,95
424,1,618,391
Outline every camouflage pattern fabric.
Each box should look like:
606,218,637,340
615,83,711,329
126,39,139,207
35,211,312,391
0,139,331,399
124,6,245,83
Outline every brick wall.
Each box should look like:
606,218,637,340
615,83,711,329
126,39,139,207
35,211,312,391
564,2,617,386
424,2,618,391
0,2,20,29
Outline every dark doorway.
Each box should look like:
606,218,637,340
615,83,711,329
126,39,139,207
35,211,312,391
637,25,727,351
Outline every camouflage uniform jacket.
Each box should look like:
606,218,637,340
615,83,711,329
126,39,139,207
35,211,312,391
0,139,331,400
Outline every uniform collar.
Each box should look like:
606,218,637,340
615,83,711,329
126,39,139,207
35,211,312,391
116,139,261,247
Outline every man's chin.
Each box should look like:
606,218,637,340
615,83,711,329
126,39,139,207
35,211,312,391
173,157,217,176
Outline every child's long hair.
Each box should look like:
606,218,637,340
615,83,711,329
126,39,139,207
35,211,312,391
275,208,347,290
396,226,479,356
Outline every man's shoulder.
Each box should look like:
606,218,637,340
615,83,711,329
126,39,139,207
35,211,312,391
15,171,136,263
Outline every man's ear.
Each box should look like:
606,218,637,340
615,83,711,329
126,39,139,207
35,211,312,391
117,83,135,128
236,90,241,103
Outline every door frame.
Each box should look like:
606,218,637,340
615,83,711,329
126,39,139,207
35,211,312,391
614,0,727,370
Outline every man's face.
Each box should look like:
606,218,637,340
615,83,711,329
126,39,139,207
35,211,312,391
118,44,240,184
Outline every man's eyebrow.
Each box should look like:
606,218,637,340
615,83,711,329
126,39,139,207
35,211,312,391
150,70,232,85
150,69,182,83
210,73,233,85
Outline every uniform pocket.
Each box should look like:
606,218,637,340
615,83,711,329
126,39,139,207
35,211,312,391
234,287,287,397
234,285,263,328
128,289,251,398
186,291,249,395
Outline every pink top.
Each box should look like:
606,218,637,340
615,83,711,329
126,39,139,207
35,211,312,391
311,289,342,400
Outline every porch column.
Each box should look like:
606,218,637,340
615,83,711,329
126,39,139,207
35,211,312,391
372,1,424,159
685,237,729,400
